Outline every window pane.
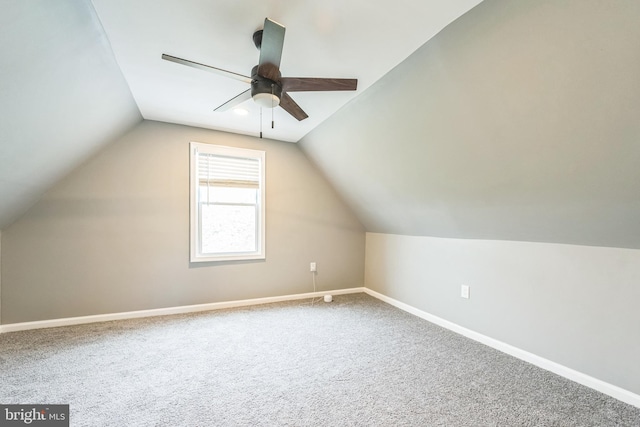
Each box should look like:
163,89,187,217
199,186,257,204
200,204,256,254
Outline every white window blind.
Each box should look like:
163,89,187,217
198,154,260,188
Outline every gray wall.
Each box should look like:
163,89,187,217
365,232,640,395
0,121,365,324
299,0,640,250
0,232,2,323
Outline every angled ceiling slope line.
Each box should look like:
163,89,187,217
91,0,483,143
299,0,640,250
0,0,142,230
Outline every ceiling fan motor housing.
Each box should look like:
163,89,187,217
251,65,282,108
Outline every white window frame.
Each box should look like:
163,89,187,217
190,142,266,262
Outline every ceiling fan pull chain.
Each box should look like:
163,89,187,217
271,84,275,129
260,107,263,139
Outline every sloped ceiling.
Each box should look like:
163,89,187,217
3,1,639,250
0,0,141,230
0,0,482,231
300,0,640,249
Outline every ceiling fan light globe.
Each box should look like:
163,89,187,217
253,93,280,108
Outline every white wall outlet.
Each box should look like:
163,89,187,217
310,262,317,272
461,285,470,299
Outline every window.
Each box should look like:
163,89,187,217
190,142,265,262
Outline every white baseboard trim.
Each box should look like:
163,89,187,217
363,288,640,409
0,287,365,334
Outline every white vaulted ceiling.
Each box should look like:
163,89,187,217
90,0,482,142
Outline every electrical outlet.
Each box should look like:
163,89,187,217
310,262,317,272
461,285,470,299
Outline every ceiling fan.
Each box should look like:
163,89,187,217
162,18,358,122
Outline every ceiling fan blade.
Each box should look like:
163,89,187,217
281,78,358,92
258,18,285,78
162,54,252,84
279,93,308,121
214,89,252,111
